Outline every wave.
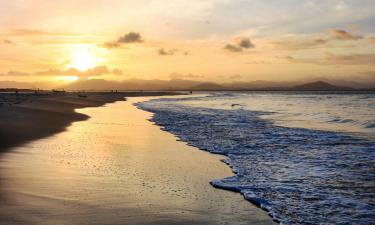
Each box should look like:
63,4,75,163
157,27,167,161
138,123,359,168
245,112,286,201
136,97,375,225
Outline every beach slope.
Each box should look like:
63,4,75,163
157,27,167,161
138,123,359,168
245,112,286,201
0,92,180,151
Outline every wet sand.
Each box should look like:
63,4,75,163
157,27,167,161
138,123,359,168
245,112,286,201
0,97,275,225
0,92,181,151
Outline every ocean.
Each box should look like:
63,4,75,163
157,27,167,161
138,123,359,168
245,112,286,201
137,91,375,225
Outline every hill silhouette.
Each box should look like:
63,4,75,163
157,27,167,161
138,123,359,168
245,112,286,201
291,81,353,91
1,79,373,91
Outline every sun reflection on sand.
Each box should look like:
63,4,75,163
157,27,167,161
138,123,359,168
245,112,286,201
0,97,274,225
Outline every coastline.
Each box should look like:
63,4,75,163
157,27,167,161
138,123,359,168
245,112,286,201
0,97,276,225
0,91,181,152
137,93,375,224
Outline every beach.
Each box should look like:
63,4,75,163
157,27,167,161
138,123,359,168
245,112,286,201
138,92,375,224
0,92,180,151
0,95,275,225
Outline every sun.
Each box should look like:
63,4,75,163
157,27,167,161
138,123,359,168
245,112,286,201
68,46,99,71
54,75,79,83
62,76,79,81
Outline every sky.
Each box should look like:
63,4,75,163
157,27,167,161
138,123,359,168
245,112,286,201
0,0,375,84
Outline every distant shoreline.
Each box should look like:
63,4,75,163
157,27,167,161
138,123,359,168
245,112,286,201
0,91,183,152
2,80,374,92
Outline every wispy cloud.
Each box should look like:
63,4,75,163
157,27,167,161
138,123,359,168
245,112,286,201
275,29,365,50
1,66,122,79
158,48,175,55
287,53,375,66
10,29,52,36
275,37,329,50
34,66,122,79
0,70,30,76
3,39,16,45
368,37,375,44
325,53,375,65
329,29,363,40
158,48,188,56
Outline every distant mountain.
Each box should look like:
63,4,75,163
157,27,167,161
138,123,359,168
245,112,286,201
190,82,224,90
303,78,375,89
224,80,295,90
291,81,353,91
0,81,61,89
64,79,199,91
1,79,373,91
65,79,120,90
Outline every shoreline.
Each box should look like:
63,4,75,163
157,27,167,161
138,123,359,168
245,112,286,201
0,97,276,225
0,91,182,152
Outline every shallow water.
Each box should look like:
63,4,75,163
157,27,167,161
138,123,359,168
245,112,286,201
0,97,274,225
138,92,375,225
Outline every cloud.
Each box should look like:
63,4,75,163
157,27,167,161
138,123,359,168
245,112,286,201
238,38,255,49
158,48,177,55
118,32,142,43
329,29,363,40
314,38,329,44
358,71,375,79
287,53,375,66
10,29,52,36
325,53,375,65
34,66,123,79
368,37,375,44
224,38,255,52
224,44,242,52
275,38,329,50
103,42,121,48
276,29,365,50
3,39,16,45
0,70,30,76
103,32,143,49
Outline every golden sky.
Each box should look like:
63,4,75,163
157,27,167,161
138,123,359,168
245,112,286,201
0,0,374,84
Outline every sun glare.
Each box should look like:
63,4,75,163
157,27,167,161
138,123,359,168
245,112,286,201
58,75,79,82
69,46,99,71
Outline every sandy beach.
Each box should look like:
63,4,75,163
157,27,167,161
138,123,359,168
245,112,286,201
0,95,275,225
0,92,181,151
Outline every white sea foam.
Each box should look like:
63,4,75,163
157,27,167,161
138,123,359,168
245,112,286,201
136,92,375,225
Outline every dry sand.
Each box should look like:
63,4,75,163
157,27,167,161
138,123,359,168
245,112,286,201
0,96,275,225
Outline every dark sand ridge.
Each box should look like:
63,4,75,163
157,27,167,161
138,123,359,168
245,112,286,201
0,92,181,152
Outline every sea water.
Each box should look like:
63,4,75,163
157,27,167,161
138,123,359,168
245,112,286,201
137,91,375,225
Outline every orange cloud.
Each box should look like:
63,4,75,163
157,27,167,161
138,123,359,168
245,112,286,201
10,29,53,36
1,66,123,81
0,70,30,76
33,66,123,79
